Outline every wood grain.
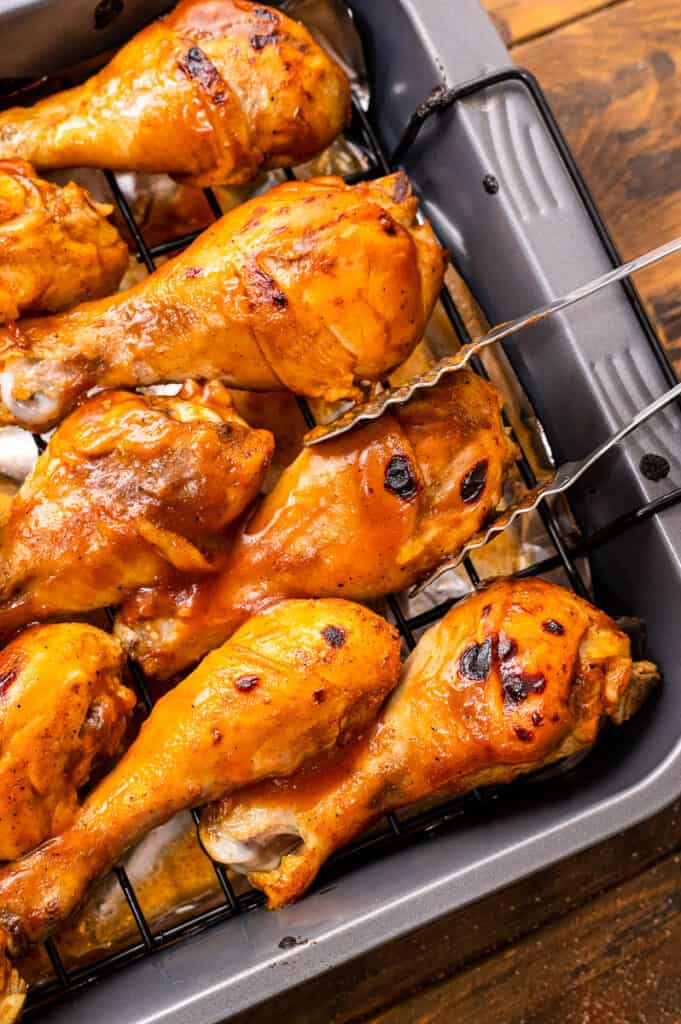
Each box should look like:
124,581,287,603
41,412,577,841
232,800,681,1024
366,846,681,1024
485,0,625,46
508,0,681,365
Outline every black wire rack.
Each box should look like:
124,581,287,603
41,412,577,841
23,65,681,1017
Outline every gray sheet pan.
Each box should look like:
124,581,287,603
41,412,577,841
13,1,681,1020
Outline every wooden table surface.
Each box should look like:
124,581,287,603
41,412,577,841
238,4,681,1023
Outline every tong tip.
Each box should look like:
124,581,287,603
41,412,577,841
408,555,465,597
304,355,464,445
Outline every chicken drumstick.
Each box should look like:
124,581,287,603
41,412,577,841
0,0,350,186
200,578,659,907
0,160,127,324
0,624,133,862
0,599,401,958
115,370,516,678
0,173,445,430
0,382,273,639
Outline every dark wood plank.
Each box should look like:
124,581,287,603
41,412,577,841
509,0,681,365
484,0,625,46
365,837,681,1024
231,799,681,1024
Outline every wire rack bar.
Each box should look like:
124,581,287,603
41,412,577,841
43,940,68,990
145,229,203,260
203,188,224,220
113,868,156,951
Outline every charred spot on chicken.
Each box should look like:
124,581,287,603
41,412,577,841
384,454,418,500
460,459,489,503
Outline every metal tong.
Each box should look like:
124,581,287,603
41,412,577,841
412,378,681,595
304,235,681,446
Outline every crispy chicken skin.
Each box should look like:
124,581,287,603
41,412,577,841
0,624,133,863
0,173,446,430
0,382,273,639
0,599,401,958
0,934,24,1023
0,161,127,324
199,579,659,907
115,371,516,678
0,0,350,186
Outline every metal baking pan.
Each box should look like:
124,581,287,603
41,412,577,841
5,0,681,1020
0,0,171,79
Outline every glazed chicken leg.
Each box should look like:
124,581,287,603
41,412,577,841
0,0,350,186
0,161,127,323
200,579,659,907
0,173,445,430
0,382,273,639
0,624,133,862
0,599,401,958
115,370,517,678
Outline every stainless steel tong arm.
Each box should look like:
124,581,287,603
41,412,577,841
412,379,681,595
305,235,681,446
